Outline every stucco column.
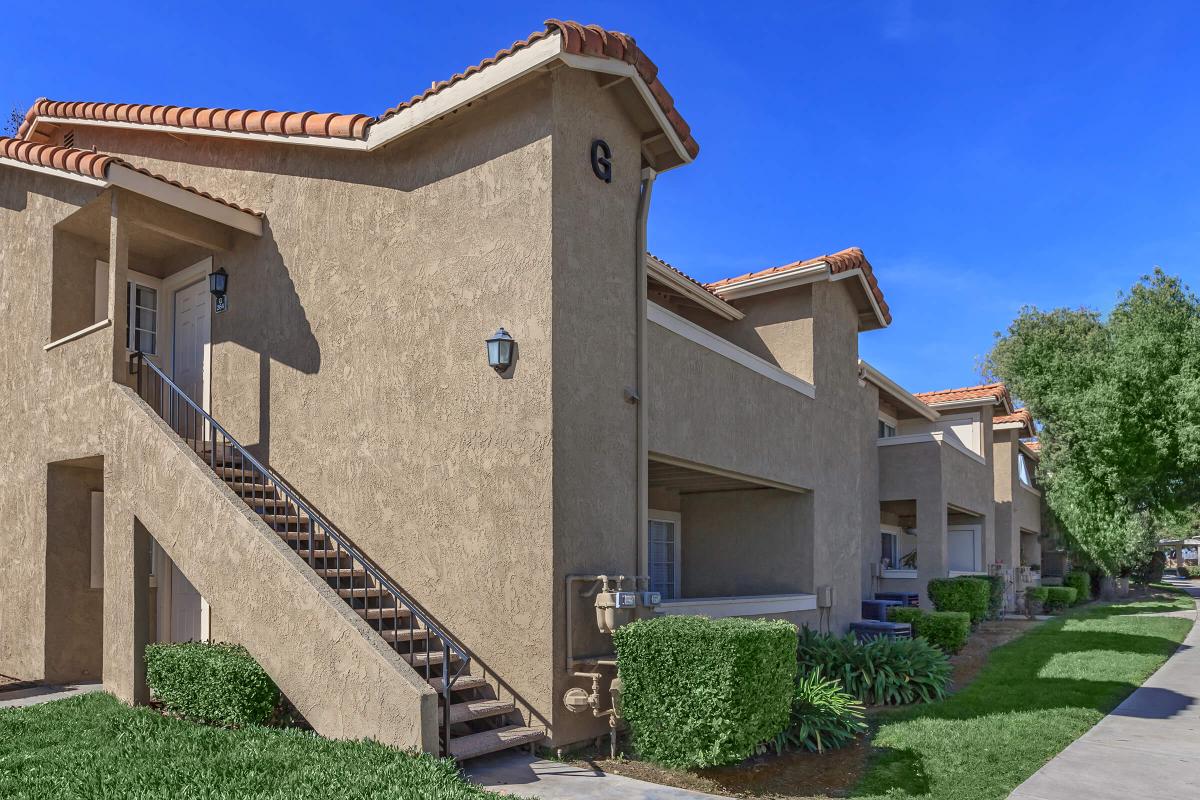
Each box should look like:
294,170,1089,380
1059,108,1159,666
107,190,130,383
102,503,150,705
916,494,947,608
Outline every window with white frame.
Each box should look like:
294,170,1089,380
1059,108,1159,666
880,530,899,568
878,420,897,439
127,281,158,354
1018,453,1033,486
648,512,681,600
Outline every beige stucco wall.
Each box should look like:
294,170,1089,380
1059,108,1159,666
679,488,814,597
993,428,1042,568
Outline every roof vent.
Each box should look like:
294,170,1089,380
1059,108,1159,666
62,129,75,149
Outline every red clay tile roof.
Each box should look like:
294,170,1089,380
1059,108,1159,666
1024,439,1041,452
704,247,891,325
17,21,698,159
646,252,723,298
376,20,697,158
993,408,1033,427
915,383,1011,407
17,101,369,142
0,136,262,217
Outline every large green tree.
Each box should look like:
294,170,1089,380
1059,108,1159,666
986,269,1200,573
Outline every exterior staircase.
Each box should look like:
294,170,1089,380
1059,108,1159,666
131,353,543,760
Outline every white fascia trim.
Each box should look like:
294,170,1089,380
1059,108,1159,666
648,302,816,398
925,397,1000,411
948,570,989,578
368,35,563,151
36,115,368,151
1018,441,1041,461
859,359,940,421
992,421,1026,430
881,569,918,580
709,263,828,300
877,431,987,465
657,593,817,619
108,165,263,236
0,156,106,187
829,267,888,329
646,257,744,320
559,50,693,166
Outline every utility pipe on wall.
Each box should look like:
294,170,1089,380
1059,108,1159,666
635,167,657,577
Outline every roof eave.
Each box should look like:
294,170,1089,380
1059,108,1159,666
646,257,744,320
710,261,890,330
859,359,940,421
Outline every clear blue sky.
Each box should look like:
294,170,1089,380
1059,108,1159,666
7,2,1199,391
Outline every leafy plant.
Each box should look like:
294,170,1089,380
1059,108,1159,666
980,574,1006,619
796,628,951,706
1183,565,1200,579
927,577,991,624
1043,586,1078,613
145,642,280,727
888,608,970,654
771,669,866,753
1063,572,1091,604
613,615,797,768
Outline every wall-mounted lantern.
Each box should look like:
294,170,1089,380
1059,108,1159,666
208,267,228,298
486,328,515,372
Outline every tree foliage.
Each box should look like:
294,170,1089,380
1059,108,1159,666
4,106,23,137
986,269,1200,573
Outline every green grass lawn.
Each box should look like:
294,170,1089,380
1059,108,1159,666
0,692,507,800
853,591,1194,800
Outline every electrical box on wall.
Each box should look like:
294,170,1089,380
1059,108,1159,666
817,585,835,608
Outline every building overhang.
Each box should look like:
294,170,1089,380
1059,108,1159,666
859,360,939,422
646,255,743,321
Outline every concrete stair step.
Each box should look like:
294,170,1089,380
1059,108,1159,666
403,649,461,668
296,548,346,560
448,698,515,725
281,529,328,543
336,586,386,599
356,606,411,621
428,674,488,694
379,627,431,643
449,725,544,761
315,567,367,579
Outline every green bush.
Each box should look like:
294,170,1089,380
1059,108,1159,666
1043,586,1078,613
980,574,1006,619
796,628,951,706
886,608,970,654
1183,565,1200,578
1063,572,1091,604
1025,586,1049,610
145,642,279,726
927,577,990,624
771,669,866,754
612,615,797,768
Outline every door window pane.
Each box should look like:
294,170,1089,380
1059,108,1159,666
127,281,159,355
881,531,899,568
948,530,979,572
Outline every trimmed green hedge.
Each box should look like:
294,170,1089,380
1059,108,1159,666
980,574,1005,619
796,628,951,706
145,642,279,726
1063,572,1091,604
927,577,990,624
1044,586,1077,613
613,615,797,768
886,608,971,654
1182,565,1200,578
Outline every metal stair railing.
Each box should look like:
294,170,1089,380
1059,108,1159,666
130,351,468,755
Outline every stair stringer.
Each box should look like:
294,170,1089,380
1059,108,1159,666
106,384,440,751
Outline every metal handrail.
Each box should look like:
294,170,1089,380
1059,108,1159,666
130,352,468,755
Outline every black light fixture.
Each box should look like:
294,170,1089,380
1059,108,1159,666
208,267,228,298
486,328,515,372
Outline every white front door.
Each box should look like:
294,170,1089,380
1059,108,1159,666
172,279,211,410
170,565,203,642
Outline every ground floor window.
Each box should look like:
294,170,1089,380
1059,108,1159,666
648,511,681,600
881,530,900,568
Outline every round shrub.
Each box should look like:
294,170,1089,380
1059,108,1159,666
927,577,990,624
1025,586,1049,615
613,615,797,768
796,627,951,706
771,668,866,754
1063,572,1090,604
886,607,971,654
1043,586,1078,613
145,642,279,726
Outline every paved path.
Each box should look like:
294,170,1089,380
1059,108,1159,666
467,752,731,800
0,681,102,709
1009,582,1200,800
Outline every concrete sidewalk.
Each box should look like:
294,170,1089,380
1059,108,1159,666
466,752,732,800
1008,582,1200,800
0,681,102,709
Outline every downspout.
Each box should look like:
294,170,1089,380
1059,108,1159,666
635,167,657,577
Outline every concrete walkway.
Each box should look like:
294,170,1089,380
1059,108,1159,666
467,752,731,800
0,681,102,709
1009,581,1200,800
